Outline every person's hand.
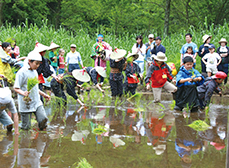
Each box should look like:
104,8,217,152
15,130,20,135
193,77,201,82
10,50,15,54
65,68,68,72
57,67,59,70
52,75,59,82
147,46,151,50
44,94,51,101
187,78,193,83
172,79,176,84
23,91,30,97
146,84,150,90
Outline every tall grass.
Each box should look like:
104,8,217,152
1,20,229,72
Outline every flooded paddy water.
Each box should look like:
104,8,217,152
0,93,228,168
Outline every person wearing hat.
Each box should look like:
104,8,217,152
85,66,107,93
14,51,50,130
197,71,227,109
65,44,84,73
48,42,60,72
217,38,229,84
50,69,89,106
174,56,204,111
124,53,141,95
180,33,198,66
151,36,166,55
145,34,155,71
198,34,213,73
109,48,127,97
202,44,222,77
145,52,176,103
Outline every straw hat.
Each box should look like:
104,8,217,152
110,48,127,60
202,34,212,43
0,47,8,59
153,52,167,61
34,41,49,53
126,52,139,61
218,38,228,44
49,42,60,50
27,50,42,61
72,69,90,82
95,66,107,77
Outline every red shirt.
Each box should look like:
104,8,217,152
59,56,65,69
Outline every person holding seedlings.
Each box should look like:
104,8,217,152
109,48,127,97
151,36,166,55
0,42,26,84
0,83,19,134
14,51,50,130
217,38,229,84
49,42,60,72
131,35,146,77
85,66,107,93
198,34,213,74
58,49,66,74
197,71,227,109
124,53,140,95
50,69,90,106
65,44,84,72
202,44,221,77
174,56,204,112
180,33,198,66
145,52,177,103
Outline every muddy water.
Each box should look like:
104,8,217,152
0,99,228,168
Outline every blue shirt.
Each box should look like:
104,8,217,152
176,66,204,87
180,42,198,54
66,51,83,65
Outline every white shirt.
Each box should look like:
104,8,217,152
131,44,146,62
65,51,83,65
203,52,221,67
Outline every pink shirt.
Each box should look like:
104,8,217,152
94,41,112,67
59,56,65,69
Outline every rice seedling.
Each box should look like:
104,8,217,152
23,77,39,105
92,124,107,135
187,120,210,131
73,158,93,168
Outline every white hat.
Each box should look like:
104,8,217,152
148,34,154,38
49,42,60,50
27,50,42,61
153,144,166,155
202,34,212,43
70,44,76,48
0,87,12,104
34,41,49,53
110,48,127,60
126,53,139,61
72,69,90,82
219,38,228,44
95,66,107,77
153,52,167,61
0,47,8,59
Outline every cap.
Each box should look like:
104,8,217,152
97,34,104,38
155,36,161,40
212,71,227,79
209,44,215,49
148,34,154,38
70,44,76,48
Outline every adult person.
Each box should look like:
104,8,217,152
151,36,166,55
65,44,84,72
180,33,198,66
132,35,146,76
198,34,213,74
145,34,155,72
217,38,229,84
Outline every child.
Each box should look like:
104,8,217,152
217,38,229,84
124,53,141,95
14,51,50,130
183,46,196,68
197,71,227,109
49,42,60,72
0,80,19,134
58,49,65,74
174,56,204,111
109,49,127,97
202,44,222,77
145,52,177,103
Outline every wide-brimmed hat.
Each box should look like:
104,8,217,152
0,47,8,59
49,42,60,50
110,48,127,60
153,52,167,61
218,38,228,44
72,69,90,82
126,52,139,61
34,41,49,53
202,34,212,43
0,87,12,104
27,50,42,61
153,144,166,155
95,66,107,77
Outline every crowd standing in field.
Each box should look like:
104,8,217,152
0,33,228,133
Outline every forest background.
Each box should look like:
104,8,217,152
1,0,229,71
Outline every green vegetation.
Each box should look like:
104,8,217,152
187,120,210,131
27,77,39,91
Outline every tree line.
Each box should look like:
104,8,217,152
0,0,228,35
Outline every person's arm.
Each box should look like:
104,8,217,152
13,113,19,135
217,54,222,66
179,78,193,83
14,46,20,57
202,55,208,65
198,45,204,57
14,88,30,97
39,90,51,101
8,100,19,135
145,65,154,89
180,54,184,66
